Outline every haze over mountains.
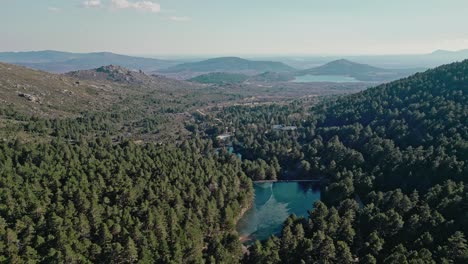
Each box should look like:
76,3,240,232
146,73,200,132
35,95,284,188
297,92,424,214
276,49,468,70
187,59,422,84
2,49,468,84
0,50,179,73
2,49,468,76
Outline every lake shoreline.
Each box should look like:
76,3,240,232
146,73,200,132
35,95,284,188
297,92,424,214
292,74,362,83
236,181,321,247
235,201,253,224
236,203,255,254
235,189,255,236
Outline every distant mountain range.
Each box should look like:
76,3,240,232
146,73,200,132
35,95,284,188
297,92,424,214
0,50,179,73
298,59,423,82
270,49,468,70
0,51,297,78
4,49,466,83
164,57,421,82
188,59,422,84
429,49,468,57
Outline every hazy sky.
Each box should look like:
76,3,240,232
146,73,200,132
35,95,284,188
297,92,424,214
1,0,468,55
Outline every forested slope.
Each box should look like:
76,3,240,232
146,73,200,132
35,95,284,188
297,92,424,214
313,59,467,192
0,63,254,263
0,137,252,263
207,60,468,263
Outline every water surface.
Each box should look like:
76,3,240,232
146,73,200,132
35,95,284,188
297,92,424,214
237,182,320,243
293,74,360,83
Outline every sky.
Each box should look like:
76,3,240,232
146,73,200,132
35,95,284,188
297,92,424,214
1,0,468,56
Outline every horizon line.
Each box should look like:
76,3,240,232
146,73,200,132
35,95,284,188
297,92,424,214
1,48,468,58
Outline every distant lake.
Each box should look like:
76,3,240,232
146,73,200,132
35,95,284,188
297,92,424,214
237,182,320,243
293,74,361,83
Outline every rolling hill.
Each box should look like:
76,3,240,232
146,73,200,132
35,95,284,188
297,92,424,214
304,59,384,75
0,50,179,73
65,65,160,85
159,57,296,75
0,62,206,119
298,59,421,82
0,62,120,116
189,72,250,84
0,62,243,143
64,65,204,93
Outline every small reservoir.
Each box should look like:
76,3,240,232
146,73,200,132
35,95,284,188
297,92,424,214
293,74,360,83
237,182,320,243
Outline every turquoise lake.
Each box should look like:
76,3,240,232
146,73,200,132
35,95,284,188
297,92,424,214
293,74,361,83
237,182,320,243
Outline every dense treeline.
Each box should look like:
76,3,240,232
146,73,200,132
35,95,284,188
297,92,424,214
0,137,253,263
208,60,468,262
0,104,172,142
0,59,467,263
202,103,307,181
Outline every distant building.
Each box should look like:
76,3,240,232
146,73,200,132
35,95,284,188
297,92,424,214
272,125,297,131
216,133,232,140
272,125,283,130
281,126,297,131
